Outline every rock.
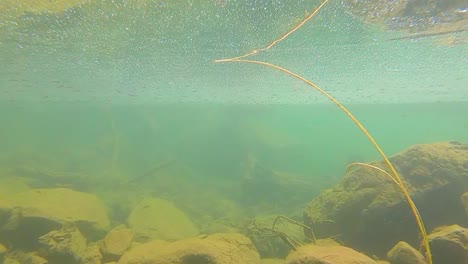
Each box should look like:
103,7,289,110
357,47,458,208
38,224,87,263
462,192,468,217
0,188,110,240
99,226,133,261
387,241,426,264
127,198,198,242
82,245,102,264
118,233,260,264
285,244,376,264
3,251,48,264
129,242,141,249
28,254,48,264
303,142,468,256
3,258,21,264
428,224,468,264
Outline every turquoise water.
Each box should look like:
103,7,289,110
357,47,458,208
0,0,467,262
1,101,467,199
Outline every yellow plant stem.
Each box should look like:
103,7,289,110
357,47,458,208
214,58,432,264
216,0,331,62
346,162,399,185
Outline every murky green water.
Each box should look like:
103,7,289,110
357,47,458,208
0,0,467,263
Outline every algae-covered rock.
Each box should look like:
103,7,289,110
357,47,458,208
2,258,20,264
387,241,426,264
82,244,103,264
428,224,468,264
99,226,133,261
303,142,468,256
117,233,260,264
285,245,376,264
3,251,48,264
38,224,87,263
0,188,110,240
127,198,199,242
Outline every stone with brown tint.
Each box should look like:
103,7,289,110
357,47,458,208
303,142,468,256
428,225,468,264
38,224,87,263
99,226,133,261
127,198,198,242
285,245,376,264
118,233,260,264
82,245,102,264
0,188,110,240
387,241,426,264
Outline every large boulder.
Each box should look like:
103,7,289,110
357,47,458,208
127,198,199,242
117,233,260,264
82,245,103,264
303,142,468,256
285,244,376,264
0,188,110,242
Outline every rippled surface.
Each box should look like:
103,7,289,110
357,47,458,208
0,0,466,104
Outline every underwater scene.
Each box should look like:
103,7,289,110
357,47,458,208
0,0,467,263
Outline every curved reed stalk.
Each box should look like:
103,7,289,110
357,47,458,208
215,0,331,62
346,162,399,185
215,59,432,263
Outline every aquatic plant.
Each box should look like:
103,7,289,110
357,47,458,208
226,215,317,252
215,0,432,263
